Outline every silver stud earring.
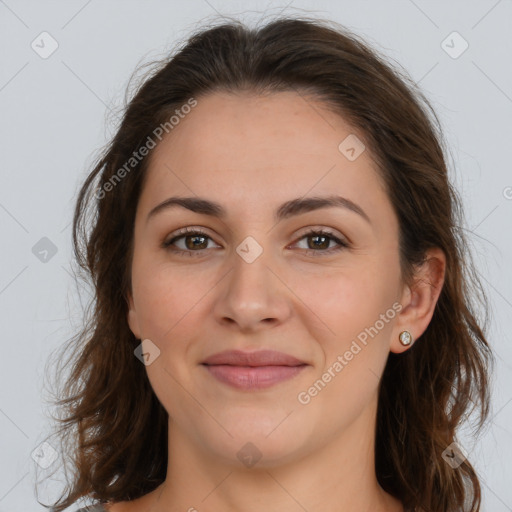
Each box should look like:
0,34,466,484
399,330,413,346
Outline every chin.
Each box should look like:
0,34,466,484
201,421,310,469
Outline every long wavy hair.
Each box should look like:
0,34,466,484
39,14,493,512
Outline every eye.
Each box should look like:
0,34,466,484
162,227,219,257
291,229,349,257
162,227,349,257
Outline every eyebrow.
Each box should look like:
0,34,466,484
146,195,371,225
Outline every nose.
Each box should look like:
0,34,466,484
212,244,293,333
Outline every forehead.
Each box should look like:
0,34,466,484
137,91,391,228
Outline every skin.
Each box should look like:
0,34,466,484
115,90,446,512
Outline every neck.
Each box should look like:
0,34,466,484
147,395,403,512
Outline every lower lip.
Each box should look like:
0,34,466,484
203,364,307,390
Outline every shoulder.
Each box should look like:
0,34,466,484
73,505,109,512
74,494,151,512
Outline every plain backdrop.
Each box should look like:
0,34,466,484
0,1,511,511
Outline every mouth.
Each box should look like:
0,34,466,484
201,349,308,390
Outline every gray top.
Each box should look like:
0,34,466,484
74,505,108,512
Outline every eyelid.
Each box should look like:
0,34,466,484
163,226,219,248
289,228,349,256
293,225,347,243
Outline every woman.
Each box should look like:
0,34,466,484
41,15,493,512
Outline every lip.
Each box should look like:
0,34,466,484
202,349,306,367
201,349,308,390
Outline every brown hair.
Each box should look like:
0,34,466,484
40,14,493,512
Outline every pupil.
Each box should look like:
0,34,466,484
187,235,206,250
311,235,328,250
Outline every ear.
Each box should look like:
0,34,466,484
390,247,446,354
126,289,142,340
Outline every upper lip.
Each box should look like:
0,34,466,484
202,349,306,367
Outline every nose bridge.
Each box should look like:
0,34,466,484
214,234,290,330
230,236,275,306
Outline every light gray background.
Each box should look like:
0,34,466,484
0,1,511,511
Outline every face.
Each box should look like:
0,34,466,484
127,90,410,467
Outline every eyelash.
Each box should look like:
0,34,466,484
161,227,349,258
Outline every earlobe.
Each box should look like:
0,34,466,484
390,247,446,354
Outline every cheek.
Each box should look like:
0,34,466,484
293,270,397,427
131,267,208,409
133,274,195,339
294,262,397,340
131,254,219,349
292,261,400,407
